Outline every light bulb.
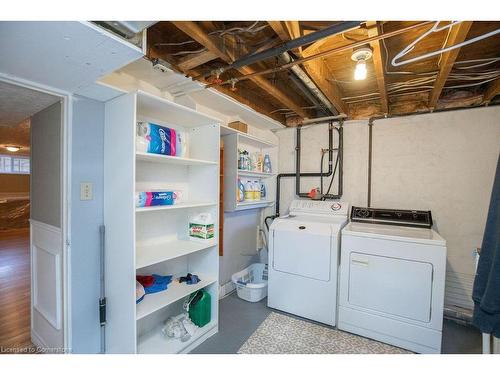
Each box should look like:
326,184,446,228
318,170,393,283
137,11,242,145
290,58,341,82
354,60,367,81
6,146,20,152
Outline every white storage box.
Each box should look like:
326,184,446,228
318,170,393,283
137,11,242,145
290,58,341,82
231,263,268,302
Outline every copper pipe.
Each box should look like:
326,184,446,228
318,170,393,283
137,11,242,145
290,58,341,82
207,21,434,88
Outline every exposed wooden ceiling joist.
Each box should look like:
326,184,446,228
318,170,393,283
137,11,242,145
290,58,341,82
367,21,389,114
171,21,309,119
177,50,218,71
482,77,500,103
428,21,473,109
170,21,232,64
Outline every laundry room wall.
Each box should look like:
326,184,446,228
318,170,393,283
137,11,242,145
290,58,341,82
192,102,278,292
70,95,105,353
275,105,500,312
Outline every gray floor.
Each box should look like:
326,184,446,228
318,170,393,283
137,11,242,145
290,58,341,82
191,293,482,354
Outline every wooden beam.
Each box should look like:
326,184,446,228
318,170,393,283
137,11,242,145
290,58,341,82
367,21,389,114
171,21,232,64
267,21,292,41
482,77,500,103
429,22,473,109
172,21,309,118
177,50,218,71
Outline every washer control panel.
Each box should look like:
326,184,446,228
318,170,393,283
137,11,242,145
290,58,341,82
351,206,433,228
289,200,349,216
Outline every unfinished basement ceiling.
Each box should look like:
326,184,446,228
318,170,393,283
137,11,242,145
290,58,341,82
146,21,500,125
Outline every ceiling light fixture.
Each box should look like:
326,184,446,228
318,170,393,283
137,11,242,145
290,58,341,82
6,146,20,152
351,47,373,81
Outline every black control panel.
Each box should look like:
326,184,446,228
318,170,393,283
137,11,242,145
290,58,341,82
351,206,433,228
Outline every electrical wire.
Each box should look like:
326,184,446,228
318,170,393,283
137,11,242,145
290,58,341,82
170,48,207,56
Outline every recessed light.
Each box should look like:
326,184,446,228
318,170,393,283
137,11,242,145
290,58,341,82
6,146,20,152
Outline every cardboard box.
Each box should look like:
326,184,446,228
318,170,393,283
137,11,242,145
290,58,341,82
228,121,248,133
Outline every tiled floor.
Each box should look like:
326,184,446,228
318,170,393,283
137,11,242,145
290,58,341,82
192,292,482,354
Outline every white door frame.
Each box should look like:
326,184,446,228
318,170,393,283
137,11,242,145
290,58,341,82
0,73,72,351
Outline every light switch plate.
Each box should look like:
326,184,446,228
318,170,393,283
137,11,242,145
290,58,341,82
80,182,93,201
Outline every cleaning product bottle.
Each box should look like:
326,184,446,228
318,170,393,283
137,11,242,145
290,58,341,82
244,180,253,201
237,178,245,202
254,180,261,201
187,289,211,328
263,154,272,173
260,182,266,199
257,153,264,172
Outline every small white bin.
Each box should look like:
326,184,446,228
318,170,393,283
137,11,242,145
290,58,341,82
231,263,268,302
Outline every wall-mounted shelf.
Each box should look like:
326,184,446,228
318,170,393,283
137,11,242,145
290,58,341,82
220,125,277,148
222,131,278,212
237,169,276,178
235,200,275,210
104,90,220,354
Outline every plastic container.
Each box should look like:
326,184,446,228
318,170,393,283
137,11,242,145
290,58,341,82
188,289,211,327
231,263,268,302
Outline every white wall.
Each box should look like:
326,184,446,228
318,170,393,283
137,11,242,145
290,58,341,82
275,106,500,310
70,95,105,353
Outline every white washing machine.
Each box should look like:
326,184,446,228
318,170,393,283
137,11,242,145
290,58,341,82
338,206,447,354
268,200,348,326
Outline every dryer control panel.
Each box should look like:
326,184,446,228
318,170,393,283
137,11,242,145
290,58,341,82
289,200,349,216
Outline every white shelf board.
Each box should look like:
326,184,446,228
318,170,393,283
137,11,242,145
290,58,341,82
190,88,284,131
237,169,276,178
136,239,217,269
136,90,220,128
234,200,275,211
136,274,217,320
136,201,218,213
137,321,217,354
220,125,277,148
136,152,217,166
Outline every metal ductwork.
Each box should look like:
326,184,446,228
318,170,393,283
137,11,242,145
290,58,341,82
280,52,338,116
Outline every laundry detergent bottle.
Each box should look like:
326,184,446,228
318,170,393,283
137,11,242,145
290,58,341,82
188,289,211,327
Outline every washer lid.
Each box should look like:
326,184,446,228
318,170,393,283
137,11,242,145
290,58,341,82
272,214,347,234
342,222,446,246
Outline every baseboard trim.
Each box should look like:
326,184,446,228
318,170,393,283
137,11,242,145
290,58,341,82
219,281,236,299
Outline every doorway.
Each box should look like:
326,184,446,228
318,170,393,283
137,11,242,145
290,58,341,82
0,79,69,353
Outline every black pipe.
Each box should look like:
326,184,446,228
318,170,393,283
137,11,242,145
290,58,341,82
367,119,373,207
222,22,361,73
273,120,343,217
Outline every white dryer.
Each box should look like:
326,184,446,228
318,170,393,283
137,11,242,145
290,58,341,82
268,200,348,326
338,206,447,354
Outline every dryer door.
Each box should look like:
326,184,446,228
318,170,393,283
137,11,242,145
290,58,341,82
272,220,333,281
348,252,433,322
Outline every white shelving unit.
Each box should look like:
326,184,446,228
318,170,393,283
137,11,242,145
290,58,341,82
104,90,220,353
221,125,278,212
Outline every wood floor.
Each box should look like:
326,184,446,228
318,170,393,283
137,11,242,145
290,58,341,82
0,228,33,352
